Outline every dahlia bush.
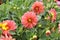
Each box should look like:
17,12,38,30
0,0,60,40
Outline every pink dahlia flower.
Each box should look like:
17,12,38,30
21,12,38,29
1,20,17,35
2,20,17,30
49,9,57,22
57,0,60,6
32,1,44,14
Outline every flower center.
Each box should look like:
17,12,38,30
28,18,32,23
2,23,8,30
2,26,8,30
51,12,54,16
36,7,39,10
34,6,39,12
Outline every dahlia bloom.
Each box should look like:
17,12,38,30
32,1,44,14
2,20,17,30
0,20,17,35
56,0,60,6
49,9,57,22
47,0,50,2
21,12,38,29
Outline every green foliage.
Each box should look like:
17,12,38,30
0,0,60,40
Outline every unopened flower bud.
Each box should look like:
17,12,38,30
13,7,16,9
47,0,50,2
58,29,60,33
54,6,58,8
51,27,55,32
54,0,57,2
58,24,60,30
38,24,41,27
17,7,20,10
45,16,50,20
46,30,51,36
32,35,37,40
58,24,60,33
